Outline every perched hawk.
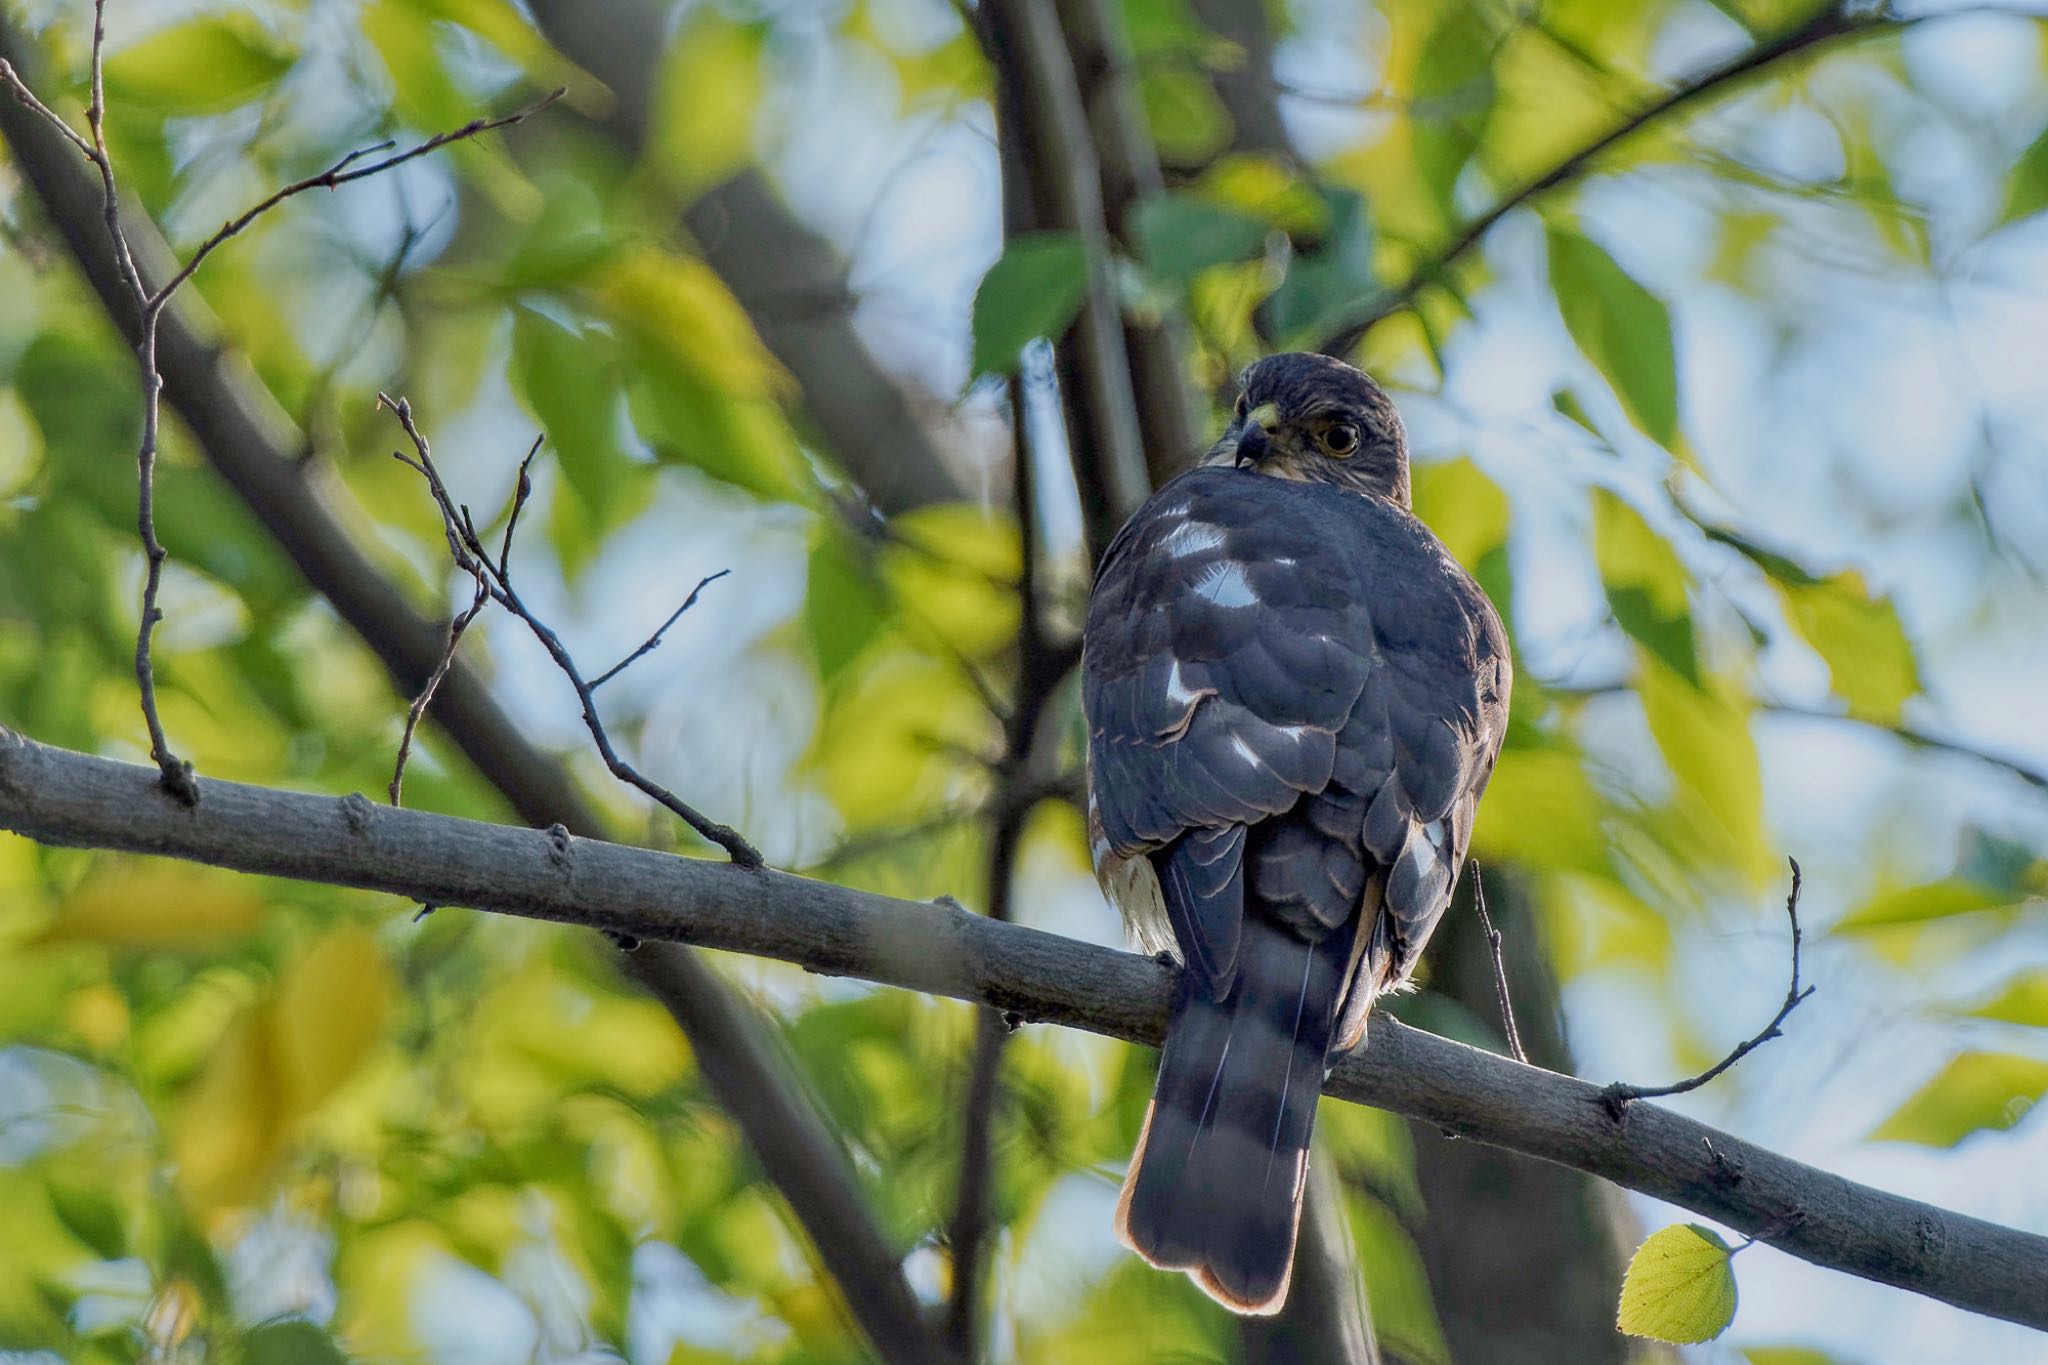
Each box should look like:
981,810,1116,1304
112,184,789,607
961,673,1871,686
1083,353,1511,1314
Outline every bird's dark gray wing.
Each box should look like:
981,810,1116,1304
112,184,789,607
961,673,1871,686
1084,466,1510,998
1085,469,1376,990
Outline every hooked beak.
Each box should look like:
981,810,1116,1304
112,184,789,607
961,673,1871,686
1234,402,1279,469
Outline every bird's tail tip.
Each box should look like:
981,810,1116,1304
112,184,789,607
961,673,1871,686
1114,1098,1306,1316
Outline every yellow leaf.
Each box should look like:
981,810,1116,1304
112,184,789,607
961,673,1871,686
37,860,265,948
811,650,994,831
336,1220,451,1358
1778,571,1919,724
462,961,691,1125
597,252,784,399
1870,1051,2048,1147
63,982,130,1052
0,388,44,499
173,1006,283,1210
1471,746,1608,875
1617,1223,1737,1344
272,927,393,1120
1410,457,1509,571
651,10,765,196
1638,658,1772,890
105,14,291,114
881,504,1022,660
0,1169,95,1347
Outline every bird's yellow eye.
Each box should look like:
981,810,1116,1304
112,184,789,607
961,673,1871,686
1320,423,1360,456
1233,393,1249,422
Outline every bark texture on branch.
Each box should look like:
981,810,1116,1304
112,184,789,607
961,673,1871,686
5,728,2045,1336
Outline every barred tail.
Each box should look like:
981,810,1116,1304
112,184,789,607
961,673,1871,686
1115,912,1351,1315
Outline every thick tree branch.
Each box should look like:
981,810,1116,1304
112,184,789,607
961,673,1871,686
1314,2,1912,357
0,25,950,1362
5,730,2046,1335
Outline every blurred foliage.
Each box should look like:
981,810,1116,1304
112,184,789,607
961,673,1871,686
1,0,2046,1359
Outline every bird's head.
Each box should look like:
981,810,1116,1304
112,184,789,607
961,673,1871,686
1204,352,1410,506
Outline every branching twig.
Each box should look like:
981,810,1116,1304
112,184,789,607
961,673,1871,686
589,571,732,690
1600,857,1812,1118
377,395,762,869
389,573,490,806
1,7,561,807
1469,861,1529,1066
151,88,564,305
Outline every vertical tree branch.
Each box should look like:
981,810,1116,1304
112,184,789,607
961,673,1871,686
944,364,1064,1359
1053,0,1197,489
979,0,1152,559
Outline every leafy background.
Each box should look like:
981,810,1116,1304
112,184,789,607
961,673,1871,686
2,0,2047,1361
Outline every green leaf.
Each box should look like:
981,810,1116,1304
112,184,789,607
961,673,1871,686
244,1320,350,1365
511,309,630,529
1349,1194,1451,1365
1137,68,1231,165
1547,226,1679,448
1871,1051,2048,1146
1638,658,1772,890
1616,1223,1737,1344
1593,490,1699,686
1266,187,1375,347
1834,879,2010,932
1777,572,1919,723
106,16,293,114
1131,194,1269,284
1411,457,1509,572
651,9,766,196
805,525,888,684
594,248,810,502
1964,970,2048,1028
43,1172,127,1260
2000,123,2048,225
969,233,1090,380
1410,6,1499,220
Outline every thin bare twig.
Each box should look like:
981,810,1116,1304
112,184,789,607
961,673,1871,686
1469,862,1529,1066
389,576,490,807
152,87,564,305
590,571,734,690
1600,857,1812,1118
377,395,762,869
1314,2,1906,356
2,7,562,806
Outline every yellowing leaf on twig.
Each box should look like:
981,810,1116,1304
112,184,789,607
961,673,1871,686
1617,1223,1737,1344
